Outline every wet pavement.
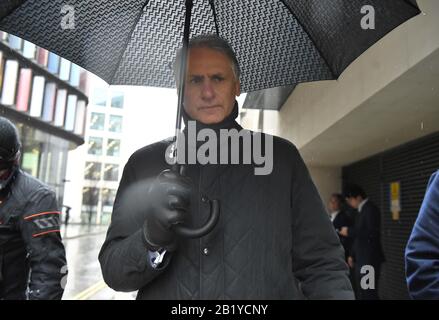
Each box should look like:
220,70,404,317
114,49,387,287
61,224,137,300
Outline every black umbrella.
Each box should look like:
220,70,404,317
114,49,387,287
0,0,420,237
243,85,297,111
0,0,421,91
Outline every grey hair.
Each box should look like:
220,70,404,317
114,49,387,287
173,34,240,86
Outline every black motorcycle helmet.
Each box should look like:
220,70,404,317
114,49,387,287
0,117,21,190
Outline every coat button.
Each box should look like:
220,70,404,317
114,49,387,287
203,247,210,255
201,195,208,202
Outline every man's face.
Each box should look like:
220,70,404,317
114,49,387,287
328,196,340,212
346,196,362,209
183,47,240,124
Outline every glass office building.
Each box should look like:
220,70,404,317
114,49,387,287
0,32,88,207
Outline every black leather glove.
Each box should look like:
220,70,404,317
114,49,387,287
143,169,192,251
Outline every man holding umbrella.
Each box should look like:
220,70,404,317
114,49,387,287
99,34,353,300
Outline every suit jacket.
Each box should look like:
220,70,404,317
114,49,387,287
332,211,353,258
349,200,385,268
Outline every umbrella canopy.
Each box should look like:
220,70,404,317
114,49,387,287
0,0,420,93
243,85,296,111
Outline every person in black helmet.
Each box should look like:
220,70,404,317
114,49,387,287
0,117,67,300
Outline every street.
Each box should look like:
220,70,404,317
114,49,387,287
61,225,137,300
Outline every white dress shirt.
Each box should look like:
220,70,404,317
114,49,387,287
358,198,369,213
330,210,340,222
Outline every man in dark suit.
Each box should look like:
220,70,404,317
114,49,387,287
328,193,352,261
339,185,385,300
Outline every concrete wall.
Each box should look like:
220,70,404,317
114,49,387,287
307,166,342,211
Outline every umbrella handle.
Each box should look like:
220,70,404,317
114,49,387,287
173,198,220,238
170,163,220,238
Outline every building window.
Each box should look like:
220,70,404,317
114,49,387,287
106,139,120,157
88,137,103,155
104,163,119,181
92,88,107,107
90,112,105,130
84,162,101,181
82,187,99,206
111,91,124,109
109,115,123,133
102,188,117,207
21,141,41,177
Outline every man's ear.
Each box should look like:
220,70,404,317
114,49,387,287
235,81,241,97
